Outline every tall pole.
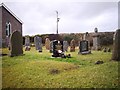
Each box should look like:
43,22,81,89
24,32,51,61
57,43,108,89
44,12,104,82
56,11,60,34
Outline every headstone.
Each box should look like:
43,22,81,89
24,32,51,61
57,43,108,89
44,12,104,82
45,38,50,50
25,36,30,46
92,28,101,50
83,32,89,40
52,40,63,57
63,41,69,52
103,48,107,52
107,48,111,52
78,40,91,55
112,29,120,61
10,31,23,57
25,36,31,51
70,39,75,52
34,36,42,52
50,41,53,53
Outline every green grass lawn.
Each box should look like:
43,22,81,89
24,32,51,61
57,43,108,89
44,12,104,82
1,47,119,88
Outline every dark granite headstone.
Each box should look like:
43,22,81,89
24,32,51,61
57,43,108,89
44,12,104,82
78,40,91,55
34,36,42,52
10,31,23,57
52,40,63,57
80,40,88,52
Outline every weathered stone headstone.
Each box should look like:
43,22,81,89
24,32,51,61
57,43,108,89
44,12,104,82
25,36,31,51
107,48,111,52
78,40,91,55
83,32,89,40
92,28,101,50
25,36,30,46
34,36,42,52
52,40,63,57
70,39,75,52
10,31,23,57
50,41,53,53
103,48,107,52
45,38,50,50
112,29,120,61
63,41,69,52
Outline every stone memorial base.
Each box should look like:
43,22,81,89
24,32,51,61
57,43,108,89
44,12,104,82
78,50,91,55
52,53,71,58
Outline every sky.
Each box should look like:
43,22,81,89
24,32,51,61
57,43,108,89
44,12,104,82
1,0,119,36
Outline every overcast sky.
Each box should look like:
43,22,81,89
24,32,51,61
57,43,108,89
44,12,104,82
1,0,119,36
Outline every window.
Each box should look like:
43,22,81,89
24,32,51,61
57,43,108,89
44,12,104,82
6,22,11,37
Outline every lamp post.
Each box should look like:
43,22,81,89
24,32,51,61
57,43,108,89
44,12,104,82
56,11,60,34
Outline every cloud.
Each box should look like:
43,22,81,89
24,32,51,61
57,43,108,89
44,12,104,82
3,2,118,35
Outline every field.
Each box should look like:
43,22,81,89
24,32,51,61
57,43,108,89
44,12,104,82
1,47,119,88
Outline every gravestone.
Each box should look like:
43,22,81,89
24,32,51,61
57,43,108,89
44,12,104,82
34,36,42,52
25,36,30,46
25,36,30,51
107,48,111,52
83,32,89,40
78,40,91,55
92,28,101,50
103,48,107,52
50,41,53,53
45,38,50,50
70,39,75,52
10,31,23,57
112,29,120,61
63,41,69,52
52,40,63,57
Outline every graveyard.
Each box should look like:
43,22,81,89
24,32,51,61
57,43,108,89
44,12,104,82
0,2,119,89
1,45,119,88
1,29,120,89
